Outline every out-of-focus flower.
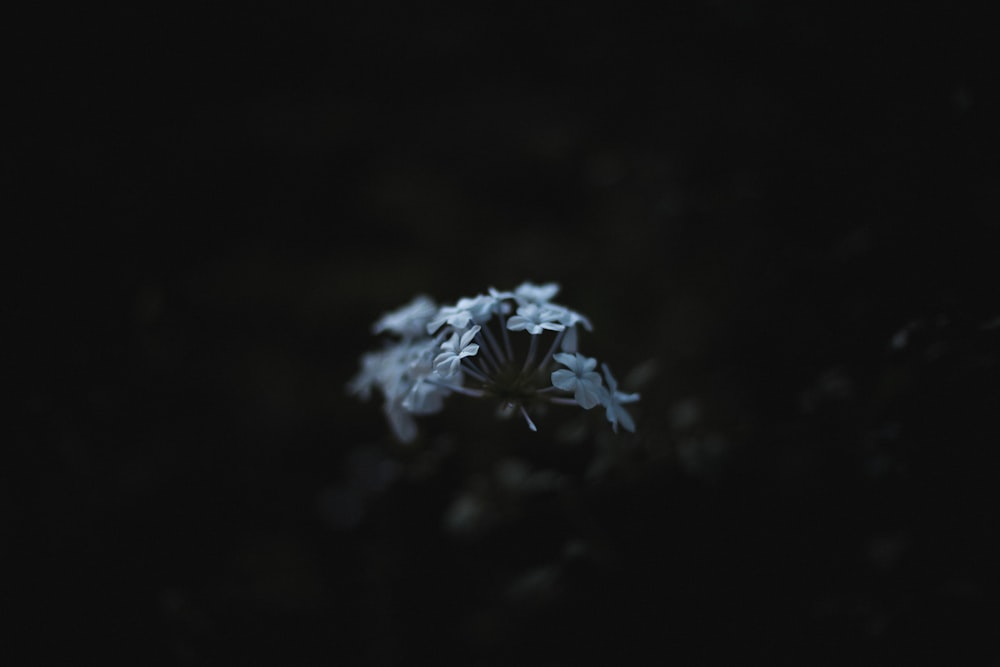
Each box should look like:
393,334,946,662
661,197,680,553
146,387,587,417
514,282,560,304
551,353,603,409
434,325,481,377
372,294,437,338
598,363,639,433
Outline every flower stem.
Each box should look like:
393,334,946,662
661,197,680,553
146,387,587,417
426,377,487,398
499,314,514,359
519,404,538,432
537,328,566,372
467,356,492,379
475,330,500,373
459,360,492,384
521,333,539,373
546,396,579,406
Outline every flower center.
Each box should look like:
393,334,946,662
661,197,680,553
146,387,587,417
476,362,548,403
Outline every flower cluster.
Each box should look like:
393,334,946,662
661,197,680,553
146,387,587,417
349,282,639,443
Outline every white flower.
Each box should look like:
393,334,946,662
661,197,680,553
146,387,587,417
514,282,560,304
372,295,437,338
426,305,471,334
549,304,594,332
351,283,638,439
460,294,508,321
347,342,414,403
598,363,639,433
401,375,449,414
551,352,603,409
506,303,567,335
348,338,449,443
488,286,515,302
347,350,384,401
434,325,481,377
426,294,502,334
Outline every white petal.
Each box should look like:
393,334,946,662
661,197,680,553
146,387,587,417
447,312,473,329
575,383,602,409
616,391,640,404
617,406,636,432
459,325,481,348
551,369,577,391
426,318,445,335
597,386,614,409
560,327,579,352
515,282,560,303
553,352,576,367
507,316,529,331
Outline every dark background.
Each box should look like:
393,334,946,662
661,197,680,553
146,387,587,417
14,4,999,665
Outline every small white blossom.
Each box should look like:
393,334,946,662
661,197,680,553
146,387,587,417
510,282,592,332
348,338,448,443
549,304,594,332
427,293,514,335
488,286,516,302
459,294,506,322
426,305,472,334
598,363,639,433
434,325,481,377
506,303,567,335
401,375,449,414
514,282,561,304
551,353,603,409
372,295,437,338
383,341,440,404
